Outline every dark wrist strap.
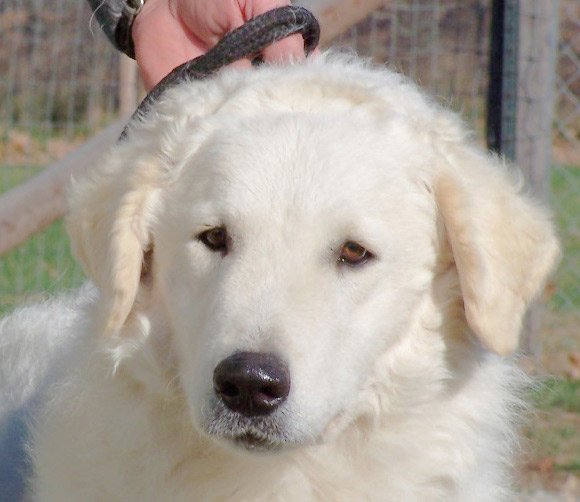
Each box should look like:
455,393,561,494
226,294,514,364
115,0,145,59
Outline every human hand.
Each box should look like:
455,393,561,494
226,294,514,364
132,0,306,91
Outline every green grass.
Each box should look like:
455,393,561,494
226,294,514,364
0,218,85,313
0,164,84,313
1,164,42,190
533,378,580,413
523,377,580,479
558,461,580,472
550,164,580,311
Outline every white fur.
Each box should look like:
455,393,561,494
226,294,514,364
0,54,560,501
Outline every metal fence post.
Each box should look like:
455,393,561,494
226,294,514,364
487,0,519,161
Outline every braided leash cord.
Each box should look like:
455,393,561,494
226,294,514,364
120,6,320,140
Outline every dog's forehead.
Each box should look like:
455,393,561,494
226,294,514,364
171,109,426,222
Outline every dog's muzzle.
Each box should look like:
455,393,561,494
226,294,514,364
207,352,292,452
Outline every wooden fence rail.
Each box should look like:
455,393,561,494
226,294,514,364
0,119,127,256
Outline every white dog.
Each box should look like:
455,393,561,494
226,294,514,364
0,54,560,501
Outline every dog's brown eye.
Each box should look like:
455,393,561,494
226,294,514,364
199,227,228,252
339,241,372,266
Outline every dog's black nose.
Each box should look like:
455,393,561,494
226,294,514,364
213,352,290,416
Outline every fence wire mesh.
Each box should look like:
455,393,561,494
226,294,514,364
0,0,578,343
334,1,491,134
553,0,580,319
0,0,120,307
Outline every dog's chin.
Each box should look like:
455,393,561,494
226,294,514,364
200,398,355,454
230,432,285,453
209,427,294,455
203,403,314,454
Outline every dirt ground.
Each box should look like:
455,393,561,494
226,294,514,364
0,129,83,167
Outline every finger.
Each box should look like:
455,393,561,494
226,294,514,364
240,0,306,63
261,33,305,64
241,0,292,18
229,59,253,70
133,0,209,90
176,0,246,49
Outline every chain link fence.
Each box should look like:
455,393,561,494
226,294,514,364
0,0,120,307
553,0,580,317
335,1,491,132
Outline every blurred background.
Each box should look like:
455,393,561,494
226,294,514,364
0,0,578,499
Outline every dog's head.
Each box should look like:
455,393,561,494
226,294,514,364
68,55,559,453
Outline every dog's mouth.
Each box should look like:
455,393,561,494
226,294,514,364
212,425,290,453
204,402,293,453
232,431,284,452
202,397,342,452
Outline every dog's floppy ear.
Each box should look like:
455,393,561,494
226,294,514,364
68,153,162,336
66,80,229,335
435,147,560,355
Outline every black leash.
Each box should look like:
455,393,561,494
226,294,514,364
120,6,320,140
